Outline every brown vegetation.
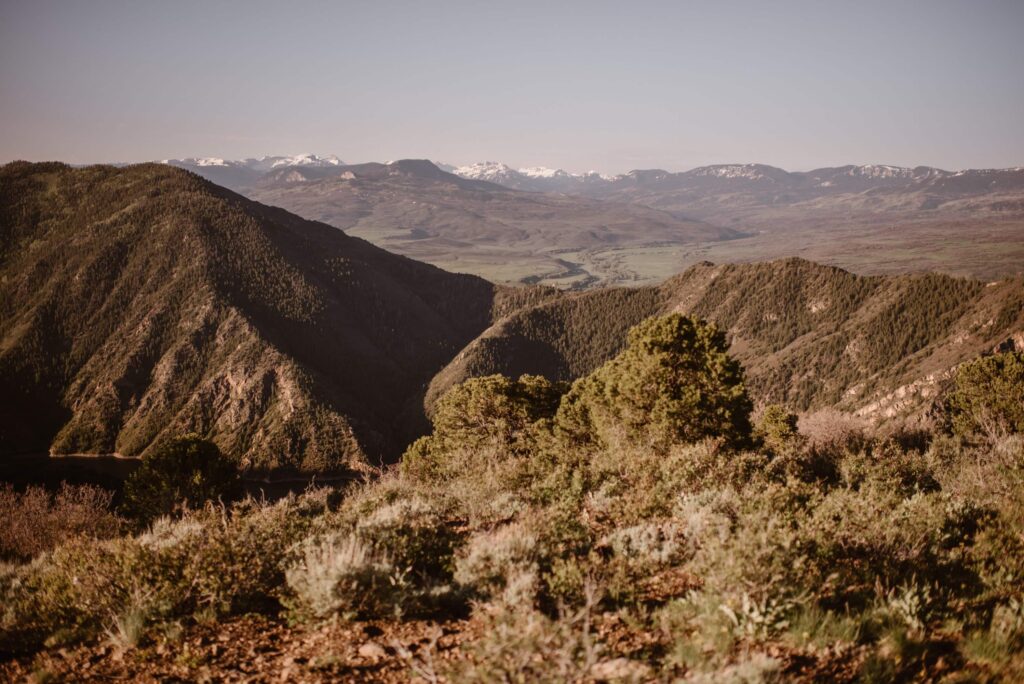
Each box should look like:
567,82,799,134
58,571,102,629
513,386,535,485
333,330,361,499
0,483,120,562
2,316,1023,681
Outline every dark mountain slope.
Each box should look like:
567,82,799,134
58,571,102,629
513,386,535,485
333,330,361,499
428,259,1024,420
0,162,520,472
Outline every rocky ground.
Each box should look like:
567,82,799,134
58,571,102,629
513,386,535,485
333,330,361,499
1,610,949,683
2,615,476,683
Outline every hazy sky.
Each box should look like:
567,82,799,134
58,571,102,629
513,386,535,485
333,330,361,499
1,1,1022,173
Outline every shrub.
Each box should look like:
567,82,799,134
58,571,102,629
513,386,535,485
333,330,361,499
0,493,328,651
944,351,1024,442
555,314,753,451
354,496,460,583
404,374,563,481
0,483,120,562
455,522,541,604
444,597,606,683
285,532,400,620
658,592,740,669
176,494,330,615
755,404,802,454
285,493,461,621
798,409,870,453
102,585,154,654
121,435,242,522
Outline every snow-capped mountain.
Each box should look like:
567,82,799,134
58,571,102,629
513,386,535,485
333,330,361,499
443,161,615,191
162,152,1024,217
443,158,1019,198
845,164,920,179
688,164,788,182
449,161,520,184
163,154,346,189
519,166,574,180
165,154,344,171
262,153,344,169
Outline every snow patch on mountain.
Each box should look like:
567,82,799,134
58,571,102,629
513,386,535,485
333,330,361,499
689,164,776,181
449,161,606,183
452,161,518,181
519,166,571,179
267,154,343,169
163,157,232,167
164,154,345,171
848,164,915,179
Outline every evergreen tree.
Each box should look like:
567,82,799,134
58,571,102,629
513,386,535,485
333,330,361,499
944,351,1024,441
556,314,752,450
122,435,241,522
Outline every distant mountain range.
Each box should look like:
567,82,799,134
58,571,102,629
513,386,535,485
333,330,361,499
434,161,614,193
167,157,737,289
162,154,346,191
168,154,1024,203
162,155,1024,285
444,160,1024,213
165,153,1024,198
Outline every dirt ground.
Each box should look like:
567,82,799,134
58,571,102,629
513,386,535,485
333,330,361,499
0,610,888,684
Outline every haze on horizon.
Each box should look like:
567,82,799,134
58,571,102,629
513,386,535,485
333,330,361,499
1,0,1022,174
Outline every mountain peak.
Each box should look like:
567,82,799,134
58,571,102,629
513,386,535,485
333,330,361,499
164,154,346,172
265,153,343,168
518,166,571,179
450,161,520,183
688,163,789,181
387,158,449,178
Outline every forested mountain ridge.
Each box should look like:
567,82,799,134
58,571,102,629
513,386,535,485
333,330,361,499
430,258,1024,421
3,162,1020,473
0,162,528,471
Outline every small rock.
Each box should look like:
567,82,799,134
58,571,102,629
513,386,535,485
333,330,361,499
358,641,387,659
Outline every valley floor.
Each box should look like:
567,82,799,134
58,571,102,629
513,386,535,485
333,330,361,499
358,214,1024,288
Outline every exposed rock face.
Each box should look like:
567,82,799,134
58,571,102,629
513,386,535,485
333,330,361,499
0,162,505,472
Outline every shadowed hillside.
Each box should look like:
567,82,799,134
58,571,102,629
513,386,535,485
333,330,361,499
430,258,1024,420
0,162,534,472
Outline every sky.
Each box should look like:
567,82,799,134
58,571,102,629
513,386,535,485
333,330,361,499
1,1,1022,174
